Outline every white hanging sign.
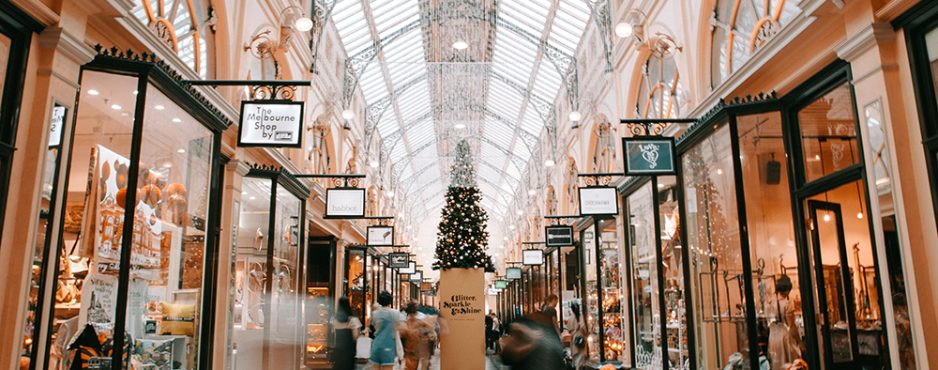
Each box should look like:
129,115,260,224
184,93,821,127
367,226,394,246
238,101,304,147
578,187,619,216
49,104,67,147
522,250,544,265
325,188,366,218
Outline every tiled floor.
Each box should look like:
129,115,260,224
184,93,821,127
354,353,508,370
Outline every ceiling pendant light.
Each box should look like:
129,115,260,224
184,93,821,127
544,159,555,168
294,16,314,32
614,22,633,38
568,111,582,122
454,123,466,129
528,189,536,196
369,159,379,168
342,109,354,120
452,40,469,50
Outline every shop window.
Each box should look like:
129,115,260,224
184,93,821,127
45,65,225,370
627,183,659,368
20,104,68,369
710,0,799,88
231,173,305,370
133,0,213,77
345,248,367,319
580,224,601,362
737,112,806,368
682,124,748,369
797,83,861,182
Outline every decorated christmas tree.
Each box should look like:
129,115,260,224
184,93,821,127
433,140,495,271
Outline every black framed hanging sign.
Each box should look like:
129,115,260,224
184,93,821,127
388,252,410,268
545,225,574,247
506,267,522,280
494,279,508,289
325,187,366,218
410,271,423,282
237,100,304,147
522,249,544,265
578,186,619,216
622,136,676,175
367,225,394,246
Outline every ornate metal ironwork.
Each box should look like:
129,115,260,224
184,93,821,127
582,0,613,73
309,0,337,73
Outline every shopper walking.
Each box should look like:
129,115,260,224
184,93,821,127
499,313,565,370
370,291,404,370
539,294,560,335
332,296,361,370
400,302,436,370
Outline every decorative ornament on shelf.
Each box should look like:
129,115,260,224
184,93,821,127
433,140,495,272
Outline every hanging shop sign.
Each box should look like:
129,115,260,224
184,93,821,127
545,225,574,247
622,137,676,175
399,261,417,275
494,279,508,289
238,100,304,147
367,226,394,246
578,186,619,216
522,250,544,265
420,282,433,291
410,271,423,282
49,104,67,147
506,267,522,280
325,188,366,218
388,253,410,269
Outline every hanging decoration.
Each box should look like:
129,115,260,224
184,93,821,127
433,140,494,271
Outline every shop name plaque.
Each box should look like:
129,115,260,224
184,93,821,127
367,226,394,246
238,101,304,147
545,225,574,247
522,249,544,265
494,279,508,289
325,188,366,218
389,253,409,268
578,187,619,216
623,137,676,175
506,267,522,280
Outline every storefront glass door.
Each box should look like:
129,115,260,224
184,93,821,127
805,182,882,369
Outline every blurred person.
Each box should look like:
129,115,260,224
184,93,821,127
540,294,560,335
332,297,361,370
767,275,803,370
370,291,404,369
565,302,589,369
400,302,436,370
499,314,565,370
486,310,496,350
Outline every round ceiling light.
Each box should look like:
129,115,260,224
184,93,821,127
614,22,633,38
568,111,582,122
452,40,469,50
528,189,536,196
294,17,314,32
342,109,354,120
544,159,555,168
454,123,466,129
369,160,379,168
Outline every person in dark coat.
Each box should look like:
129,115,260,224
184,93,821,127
332,297,361,370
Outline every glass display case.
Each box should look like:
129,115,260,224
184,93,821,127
43,55,229,370
231,169,307,370
597,218,626,364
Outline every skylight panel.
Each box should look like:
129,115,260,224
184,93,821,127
499,0,549,39
520,110,545,136
358,64,389,102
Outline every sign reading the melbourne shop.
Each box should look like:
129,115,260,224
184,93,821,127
325,188,365,218
49,104,67,147
545,225,574,247
578,187,619,216
367,226,394,246
389,253,409,268
238,101,304,147
623,137,676,175
506,267,522,280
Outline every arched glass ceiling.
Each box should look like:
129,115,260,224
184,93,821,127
330,0,592,220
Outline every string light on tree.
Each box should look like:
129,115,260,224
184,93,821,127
433,140,495,271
